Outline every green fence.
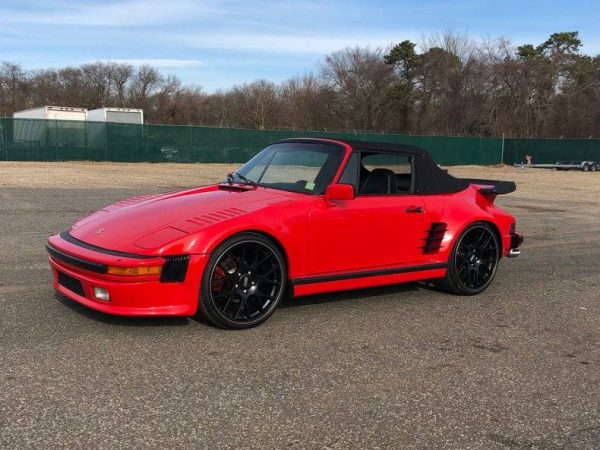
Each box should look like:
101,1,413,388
1,117,599,165
502,138,600,165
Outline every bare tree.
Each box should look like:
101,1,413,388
280,74,335,130
129,65,163,105
321,47,397,131
0,62,28,115
108,63,134,107
2,30,600,137
230,80,282,129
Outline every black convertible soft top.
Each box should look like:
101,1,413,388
279,138,470,195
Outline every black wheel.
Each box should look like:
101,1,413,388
582,164,590,172
196,233,287,329
590,164,597,172
437,222,500,295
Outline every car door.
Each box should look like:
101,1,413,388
307,152,427,276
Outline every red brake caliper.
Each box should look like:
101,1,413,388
212,266,226,292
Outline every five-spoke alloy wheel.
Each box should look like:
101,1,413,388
197,233,287,329
437,222,500,295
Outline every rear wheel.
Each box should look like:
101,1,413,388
583,164,590,172
590,163,597,172
196,233,287,329
437,222,500,295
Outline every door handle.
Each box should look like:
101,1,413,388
404,206,424,213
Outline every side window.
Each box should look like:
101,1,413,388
338,153,359,188
358,153,412,195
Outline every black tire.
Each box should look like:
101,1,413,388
590,164,597,172
582,164,590,172
196,232,287,329
437,222,500,295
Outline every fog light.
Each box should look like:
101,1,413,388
93,287,110,302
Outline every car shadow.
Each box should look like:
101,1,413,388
55,281,441,326
54,293,190,326
280,281,425,308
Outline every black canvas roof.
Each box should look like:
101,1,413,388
335,139,428,157
278,137,469,195
279,137,426,156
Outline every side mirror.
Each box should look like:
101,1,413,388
324,184,355,203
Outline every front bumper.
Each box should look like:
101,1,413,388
47,233,208,316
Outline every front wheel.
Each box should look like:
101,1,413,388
196,233,287,329
437,222,500,295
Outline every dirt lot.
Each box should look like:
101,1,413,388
2,161,599,202
1,162,599,449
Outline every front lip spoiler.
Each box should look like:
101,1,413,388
47,231,157,274
46,242,108,273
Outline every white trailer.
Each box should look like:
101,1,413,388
87,107,143,124
12,106,88,145
13,106,87,121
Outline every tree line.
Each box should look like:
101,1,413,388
1,31,599,138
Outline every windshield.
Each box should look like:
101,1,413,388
232,142,346,195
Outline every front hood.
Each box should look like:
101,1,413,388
69,185,289,253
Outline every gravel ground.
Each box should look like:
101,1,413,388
1,163,599,449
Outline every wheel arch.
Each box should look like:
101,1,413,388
451,219,503,257
208,228,291,278
479,220,503,256
241,229,290,274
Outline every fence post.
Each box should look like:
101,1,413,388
141,122,146,162
1,119,7,161
500,133,505,165
104,122,108,162
55,119,59,162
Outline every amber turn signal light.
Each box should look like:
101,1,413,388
106,265,162,276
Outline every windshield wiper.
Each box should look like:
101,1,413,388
226,171,257,187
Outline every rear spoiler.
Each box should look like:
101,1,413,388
462,178,516,195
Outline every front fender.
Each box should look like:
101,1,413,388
160,200,311,279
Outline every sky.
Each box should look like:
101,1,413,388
1,0,599,92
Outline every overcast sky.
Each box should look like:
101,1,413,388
2,0,599,91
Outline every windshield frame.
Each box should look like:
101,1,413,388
233,141,348,195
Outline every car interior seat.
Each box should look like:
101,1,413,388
359,168,397,195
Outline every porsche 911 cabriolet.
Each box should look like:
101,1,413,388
46,138,523,329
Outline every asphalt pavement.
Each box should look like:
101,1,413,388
1,186,599,449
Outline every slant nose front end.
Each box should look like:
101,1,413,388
46,232,207,316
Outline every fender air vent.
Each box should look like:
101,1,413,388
160,255,190,283
422,223,447,254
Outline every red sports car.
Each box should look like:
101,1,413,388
47,138,523,329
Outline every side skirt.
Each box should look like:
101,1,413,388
291,263,447,297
